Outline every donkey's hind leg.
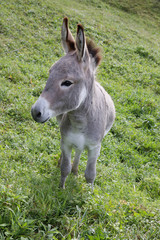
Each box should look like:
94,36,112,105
57,153,62,167
85,144,101,188
72,149,82,175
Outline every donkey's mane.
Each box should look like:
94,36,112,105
86,39,102,66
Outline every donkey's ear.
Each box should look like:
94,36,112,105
76,24,89,62
61,17,76,53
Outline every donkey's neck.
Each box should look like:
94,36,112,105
67,80,95,130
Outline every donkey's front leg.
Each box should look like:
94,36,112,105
85,144,101,188
60,142,72,189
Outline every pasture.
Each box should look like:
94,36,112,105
0,0,160,239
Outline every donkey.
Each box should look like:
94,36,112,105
31,17,115,189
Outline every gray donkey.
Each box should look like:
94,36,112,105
31,17,115,189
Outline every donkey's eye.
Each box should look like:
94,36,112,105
61,80,73,87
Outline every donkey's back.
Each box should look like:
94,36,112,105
31,18,115,189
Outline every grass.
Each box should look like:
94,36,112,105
0,0,160,239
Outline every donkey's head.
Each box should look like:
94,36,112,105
31,17,101,123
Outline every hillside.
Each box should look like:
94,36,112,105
0,0,160,239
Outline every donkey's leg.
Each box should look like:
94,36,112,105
72,149,82,175
58,153,62,167
60,143,72,189
85,144,101,188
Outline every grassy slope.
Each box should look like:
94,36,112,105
0,0,160,239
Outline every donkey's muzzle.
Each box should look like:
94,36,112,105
31,96,51,123
31,106,42,122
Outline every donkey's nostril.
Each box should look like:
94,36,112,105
36,112,41,118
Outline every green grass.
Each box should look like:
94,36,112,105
0,0,160,239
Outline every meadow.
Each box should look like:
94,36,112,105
0,0,160,239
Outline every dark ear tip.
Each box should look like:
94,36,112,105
63,17,68,27
77,24,84,33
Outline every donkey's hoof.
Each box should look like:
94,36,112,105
59,176,67,189
85,175,95,186
59,182,65,189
